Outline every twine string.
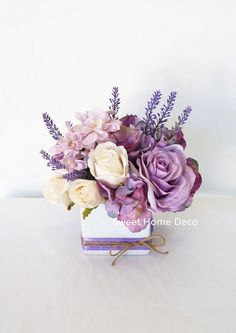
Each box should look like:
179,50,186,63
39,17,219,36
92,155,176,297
82,234,168,266
109,235,169,265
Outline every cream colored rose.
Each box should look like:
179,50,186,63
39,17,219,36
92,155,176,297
42,172,73,209
68,179,104,208
88,142,129,186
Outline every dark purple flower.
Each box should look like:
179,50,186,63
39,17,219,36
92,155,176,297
113,125,141,151
113,125,155,163
162,128,187,149
128,134,155,161
134,144,199,212
98,176,152,233
120,114,140,127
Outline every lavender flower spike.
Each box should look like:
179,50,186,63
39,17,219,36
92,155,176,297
109,86,120,115
42,113,62,140
156,91,177,128
40,149,64,170
172,106,192,132
143,90,162,134
63,169,94,181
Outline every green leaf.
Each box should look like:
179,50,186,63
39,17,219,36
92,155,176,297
82,207,97,220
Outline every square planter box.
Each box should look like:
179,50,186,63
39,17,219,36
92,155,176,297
80,205,151,255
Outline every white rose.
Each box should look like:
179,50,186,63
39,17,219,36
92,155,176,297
42,172,73,209
88,142,129,186
68,179,104,208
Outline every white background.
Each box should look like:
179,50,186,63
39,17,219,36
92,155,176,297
0,0,235,197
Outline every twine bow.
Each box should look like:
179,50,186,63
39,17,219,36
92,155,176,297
109,234,168,266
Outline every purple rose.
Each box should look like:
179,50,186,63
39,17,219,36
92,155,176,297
98,176,152,233
134,144,198,212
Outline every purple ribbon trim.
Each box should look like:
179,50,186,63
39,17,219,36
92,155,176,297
81,236,150,251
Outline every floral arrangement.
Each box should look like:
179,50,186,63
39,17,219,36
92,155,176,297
41,87,202,232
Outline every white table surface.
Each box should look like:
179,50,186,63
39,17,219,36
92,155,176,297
0,195,235,333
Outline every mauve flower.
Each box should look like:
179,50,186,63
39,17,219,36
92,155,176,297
128,133,155,161
73,109,120,148
134,144,198,212
113,125,141,152
162,128,186,149
113,125,155,162
99,176,152,232
120,114,140,127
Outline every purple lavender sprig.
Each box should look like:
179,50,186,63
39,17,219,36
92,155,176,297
143,90,162,134
155,91,177,128
172,106,192,132
40,149,64,170
109,87,120,115
42,113,62,140
63,169,94,181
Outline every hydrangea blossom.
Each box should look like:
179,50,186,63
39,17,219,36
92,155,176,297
74,108,120,148
99,176,152,232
